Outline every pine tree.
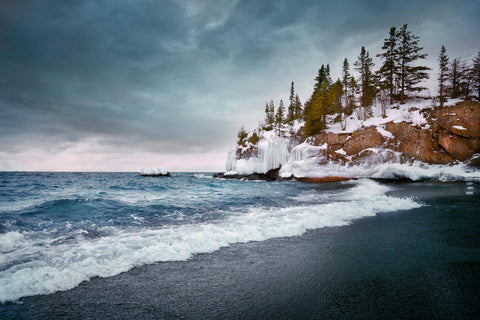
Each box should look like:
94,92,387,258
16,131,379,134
377,26,398,104
237,126,248,145
265,100,275,129
354,46,376,117
294,94,302,119
458,59,473,100
287,81,296,123
450,58,460,98
305,65,327,123
396,24,430,104
342,58,351,115
347,76,358,115
438,45,449,107
325,64,332,86
330,79,344,115
275,99,285,136
264,102,271,130
314,65,327,92
305,81,330,136
473,50,480,101
305,64,332,135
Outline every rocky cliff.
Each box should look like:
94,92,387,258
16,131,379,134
305,101,480,165
224,100,480,181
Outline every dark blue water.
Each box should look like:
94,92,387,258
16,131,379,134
0,172,479,319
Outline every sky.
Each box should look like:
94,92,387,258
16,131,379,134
1,0,479,172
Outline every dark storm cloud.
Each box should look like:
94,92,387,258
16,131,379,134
1,0,479,157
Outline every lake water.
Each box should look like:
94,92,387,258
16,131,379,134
0,172,479,319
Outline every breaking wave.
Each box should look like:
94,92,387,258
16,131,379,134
0,179,421,302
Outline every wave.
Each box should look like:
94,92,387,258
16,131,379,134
14,198,118,216
280,158,480,182
0,179,422,302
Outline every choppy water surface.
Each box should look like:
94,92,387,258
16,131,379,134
0,172,479,319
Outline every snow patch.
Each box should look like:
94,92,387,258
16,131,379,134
376,126,394,139
452,125,467,130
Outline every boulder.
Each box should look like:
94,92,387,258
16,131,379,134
385,122,454,164
343,126,385,155
432,101,480,138
351,148,399,165
310,132,349,149
438,130,478,161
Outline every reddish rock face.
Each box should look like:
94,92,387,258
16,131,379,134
437,130,477,161
343,126,385,155
432,101,480,138
384,122,454,164
310,132,349,149
234,101,479,168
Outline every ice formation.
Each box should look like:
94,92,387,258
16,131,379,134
225,135,290,174
140,168,168,175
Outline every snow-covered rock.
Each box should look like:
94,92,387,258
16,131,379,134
140,168,171,177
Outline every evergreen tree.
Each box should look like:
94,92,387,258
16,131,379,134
330,79,344,115
263,100,275,130
264,102,271,130
354,46,376,117
287,81,296,123
275,99,285,135
314,65,327,92
347,76,358,115
325,64,332,86
438,45,449,107
237,126,248,145
294,94,302,119
305,81,330,136
396,24,430,104
305,63,333,135
377,26,398,104
342,58,351,114
450,58,460,98
305,65,327,123
458,59,473,100
473,50,480,101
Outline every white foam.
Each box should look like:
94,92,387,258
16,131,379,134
279,142,480,182
140,168,168,175
0,180,421,302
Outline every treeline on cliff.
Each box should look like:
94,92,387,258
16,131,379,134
237,24,480,146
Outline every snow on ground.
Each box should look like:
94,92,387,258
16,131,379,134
326,97,436,134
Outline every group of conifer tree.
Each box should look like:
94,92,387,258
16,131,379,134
438,46,480,107
304,24,434,135
238,24,480,144
263,81,303,135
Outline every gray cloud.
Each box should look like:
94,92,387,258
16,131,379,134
1,0,479,167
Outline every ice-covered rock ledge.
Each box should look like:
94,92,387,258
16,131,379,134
221,101,480,182
140,168,171,177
